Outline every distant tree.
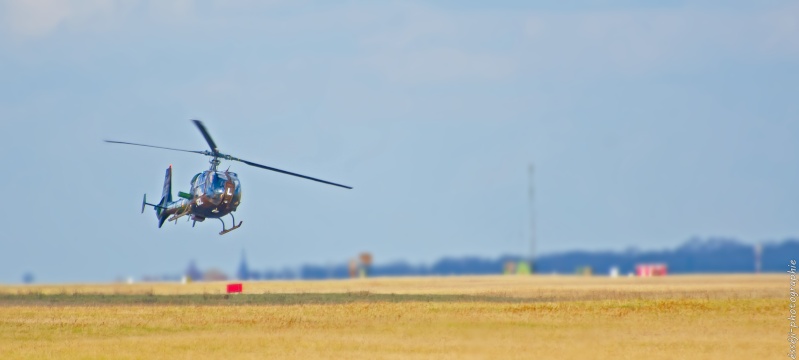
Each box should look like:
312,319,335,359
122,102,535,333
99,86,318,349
203,268,228,281
185,260,202,281
22,272,34,284
250,237,798,279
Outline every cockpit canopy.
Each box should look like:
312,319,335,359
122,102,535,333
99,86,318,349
191,171,241,198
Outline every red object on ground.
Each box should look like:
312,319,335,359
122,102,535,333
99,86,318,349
635,264,668,277
227,283,243,293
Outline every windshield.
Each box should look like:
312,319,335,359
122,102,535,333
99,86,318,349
191,173,201,187
213,174,227,193
194,171,240,198
229,173,241,196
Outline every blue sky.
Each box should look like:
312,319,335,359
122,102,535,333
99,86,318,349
0,1,797,283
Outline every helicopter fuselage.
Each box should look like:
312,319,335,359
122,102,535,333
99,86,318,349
157,169,242,226
191,170,241,219
188,170,242,220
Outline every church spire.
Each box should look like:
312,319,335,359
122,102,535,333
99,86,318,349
237,250,250,280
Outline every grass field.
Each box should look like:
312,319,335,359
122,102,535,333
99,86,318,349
0,274,784,359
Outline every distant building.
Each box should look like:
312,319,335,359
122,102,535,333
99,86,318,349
503,261,516,274
349,259,358,278
609,266,619,278
515,262,531,275
576,266,592,276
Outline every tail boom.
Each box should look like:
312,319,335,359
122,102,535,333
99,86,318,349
141,165,190,228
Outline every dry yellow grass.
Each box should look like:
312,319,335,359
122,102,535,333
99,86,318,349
1,274,783,299
0,275,785,359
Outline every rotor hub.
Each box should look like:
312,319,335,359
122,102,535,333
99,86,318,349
209,157,221,171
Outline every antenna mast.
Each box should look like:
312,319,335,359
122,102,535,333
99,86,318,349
528,164,536,271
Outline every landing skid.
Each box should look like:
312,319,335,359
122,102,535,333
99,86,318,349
218,213,242,235
169,208,191,223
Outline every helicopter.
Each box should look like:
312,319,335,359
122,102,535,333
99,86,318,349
105,120,351,235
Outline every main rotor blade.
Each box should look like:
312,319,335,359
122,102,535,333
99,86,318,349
236,158,352,189
192,119,219,154
104,140,205,155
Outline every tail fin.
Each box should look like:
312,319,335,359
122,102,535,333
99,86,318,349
156,165,173,228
